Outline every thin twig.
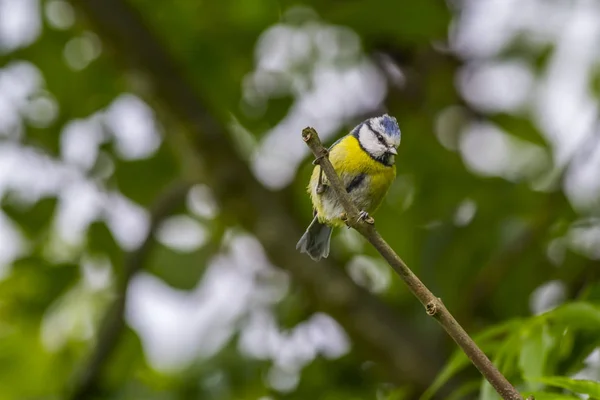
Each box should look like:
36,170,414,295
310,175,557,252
301,127,525,400
69,182,192,400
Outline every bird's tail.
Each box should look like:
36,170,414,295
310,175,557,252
296,216,333,261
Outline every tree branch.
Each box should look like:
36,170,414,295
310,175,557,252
69,182,192,400
301,127,525,400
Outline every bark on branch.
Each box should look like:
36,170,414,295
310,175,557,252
302,127,525,400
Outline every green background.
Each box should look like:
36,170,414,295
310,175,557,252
0,0,599,399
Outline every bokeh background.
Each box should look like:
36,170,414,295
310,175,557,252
0,0,599,399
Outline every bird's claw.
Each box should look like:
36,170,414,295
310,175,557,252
357,210,374,225
340,212,351,228
312,149,329,165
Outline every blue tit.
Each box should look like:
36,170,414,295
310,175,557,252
296,114,401,261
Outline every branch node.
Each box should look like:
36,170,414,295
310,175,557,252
426,300,438,316
302,127,314,142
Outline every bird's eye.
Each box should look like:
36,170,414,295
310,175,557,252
376,133,385,143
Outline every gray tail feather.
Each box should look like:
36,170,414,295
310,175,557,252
296,216,333,261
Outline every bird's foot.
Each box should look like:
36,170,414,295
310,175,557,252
340,212,351,228
312,149,329,165
357,210,375,225
315,163,327,194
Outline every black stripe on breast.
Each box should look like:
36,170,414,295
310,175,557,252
346,174,366,193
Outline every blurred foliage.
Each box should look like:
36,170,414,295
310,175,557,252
0,0,599,400
423,301,600,400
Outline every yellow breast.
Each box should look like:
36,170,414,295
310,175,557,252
308,135,396,223
329,135,393,177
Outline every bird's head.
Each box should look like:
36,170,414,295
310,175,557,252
354,114,401,165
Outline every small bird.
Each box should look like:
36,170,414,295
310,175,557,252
297,114,401,261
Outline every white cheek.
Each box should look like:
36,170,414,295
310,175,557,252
359,130,386,156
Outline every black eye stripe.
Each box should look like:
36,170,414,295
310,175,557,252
365,121,387,145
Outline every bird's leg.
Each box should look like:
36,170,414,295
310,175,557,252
313,149,329,194
357,210,375,225
316,167,325,194
340,212,351,228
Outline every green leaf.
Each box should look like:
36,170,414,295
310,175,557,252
556,330,600,377
545,302,600,331
493,327,522,381
518,323,555,385
420,319,521,400
528,376,600,399
474,318,525,344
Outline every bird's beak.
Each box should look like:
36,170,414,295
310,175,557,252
387,147,397,155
